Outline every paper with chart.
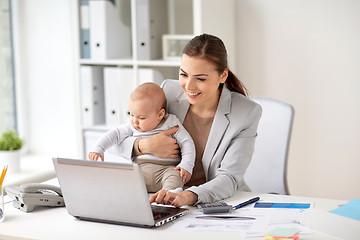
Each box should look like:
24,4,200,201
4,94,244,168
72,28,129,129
168,207,311,238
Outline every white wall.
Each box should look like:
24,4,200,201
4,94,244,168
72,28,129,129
235,0,360,200
12,0,79,157
10,0,360,200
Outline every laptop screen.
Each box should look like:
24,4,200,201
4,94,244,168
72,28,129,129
52,157,188,227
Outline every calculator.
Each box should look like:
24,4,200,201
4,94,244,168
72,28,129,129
197,201,233,214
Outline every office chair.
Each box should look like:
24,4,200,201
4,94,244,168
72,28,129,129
244,97,294,195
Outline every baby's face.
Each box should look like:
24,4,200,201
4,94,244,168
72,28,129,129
128,98,164,132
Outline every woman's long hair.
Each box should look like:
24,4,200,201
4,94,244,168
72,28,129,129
182,33,248,96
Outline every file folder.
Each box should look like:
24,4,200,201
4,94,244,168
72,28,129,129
80,0,91,58
103,67,164,126
300,208,359,240
254,202,311,209
136,0,167,60
104,67,134,126
138,68,164,85
89,0,131,59
80,66,105,127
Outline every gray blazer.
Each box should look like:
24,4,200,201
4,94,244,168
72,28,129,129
118,80,262,203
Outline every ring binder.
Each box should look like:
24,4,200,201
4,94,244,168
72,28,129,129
89,0,131,60
80,66,105,127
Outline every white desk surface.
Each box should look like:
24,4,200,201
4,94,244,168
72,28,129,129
1,183,357,240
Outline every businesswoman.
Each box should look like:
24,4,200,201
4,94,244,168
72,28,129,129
119,33,262,207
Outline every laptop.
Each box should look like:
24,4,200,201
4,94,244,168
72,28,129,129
52,157,188,227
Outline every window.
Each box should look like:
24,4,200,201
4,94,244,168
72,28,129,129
0,0,16,133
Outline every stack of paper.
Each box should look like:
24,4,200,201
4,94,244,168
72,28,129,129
168,207,311,238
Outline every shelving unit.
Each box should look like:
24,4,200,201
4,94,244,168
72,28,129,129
73,0,236,158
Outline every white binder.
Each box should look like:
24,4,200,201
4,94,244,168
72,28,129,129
104,67,134,126
80,66,105,127
89,0,131,59
136,0,167,60
103,67,164,127
138,68,164,85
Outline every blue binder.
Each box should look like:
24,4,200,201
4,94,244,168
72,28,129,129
80,0,91,58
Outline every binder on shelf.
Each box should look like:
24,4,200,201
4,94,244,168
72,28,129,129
80,0,91,58
80,66,105,127
138,68,164,86
104,67,134,127
103,67,164,127
89,0,131,60
136,0,168,60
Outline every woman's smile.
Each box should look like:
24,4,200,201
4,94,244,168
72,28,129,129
186,90,201,98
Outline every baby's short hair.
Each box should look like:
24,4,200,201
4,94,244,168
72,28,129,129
130,82,167,111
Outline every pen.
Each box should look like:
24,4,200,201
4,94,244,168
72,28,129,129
233,197,260,210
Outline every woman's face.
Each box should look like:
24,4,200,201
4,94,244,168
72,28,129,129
179,54,228,108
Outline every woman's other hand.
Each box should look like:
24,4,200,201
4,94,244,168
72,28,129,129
149,189,198,208
139,126,180,158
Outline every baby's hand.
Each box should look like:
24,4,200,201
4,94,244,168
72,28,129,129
88,152,104,161
174,166,191,184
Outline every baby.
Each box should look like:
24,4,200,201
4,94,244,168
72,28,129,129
88,82,195,192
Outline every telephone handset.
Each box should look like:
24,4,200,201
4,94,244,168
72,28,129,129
6,183,65,212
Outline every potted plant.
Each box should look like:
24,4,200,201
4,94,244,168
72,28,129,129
0,130,24,173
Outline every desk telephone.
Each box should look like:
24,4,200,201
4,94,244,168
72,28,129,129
5,183,65,212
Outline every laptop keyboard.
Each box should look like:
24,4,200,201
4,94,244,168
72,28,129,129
153,211,171,220
151,205,172,220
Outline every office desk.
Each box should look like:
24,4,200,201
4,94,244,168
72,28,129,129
0,189,356,240
0,183,360,240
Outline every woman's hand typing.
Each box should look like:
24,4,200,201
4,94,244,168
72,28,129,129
149,189,198,208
